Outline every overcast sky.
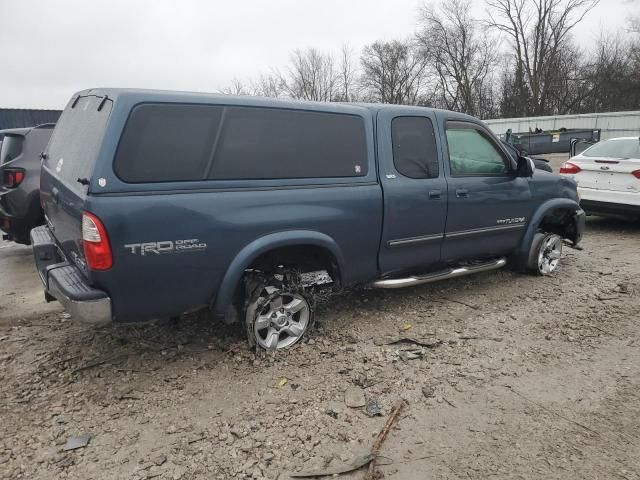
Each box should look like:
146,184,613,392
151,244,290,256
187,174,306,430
0,0,636,109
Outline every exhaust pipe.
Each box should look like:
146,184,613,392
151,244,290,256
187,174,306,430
370,257,507,289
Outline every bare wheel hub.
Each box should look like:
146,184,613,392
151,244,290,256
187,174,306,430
538,234,562,274
253,288,310,350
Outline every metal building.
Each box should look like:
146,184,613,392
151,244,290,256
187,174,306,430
484,111,640,141
0,108,61,132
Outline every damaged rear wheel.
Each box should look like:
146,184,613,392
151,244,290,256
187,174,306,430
245,278,313,350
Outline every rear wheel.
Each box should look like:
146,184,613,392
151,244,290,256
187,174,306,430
527,232,563,275
245,274,313,350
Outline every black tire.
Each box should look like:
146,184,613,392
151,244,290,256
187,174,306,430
526,232,563,275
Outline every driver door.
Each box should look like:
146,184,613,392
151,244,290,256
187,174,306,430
440,118,533,263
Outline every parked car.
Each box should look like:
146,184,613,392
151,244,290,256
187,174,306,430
0,124,54,244
31,89,584,349
500,139,553,173
561,137,640,220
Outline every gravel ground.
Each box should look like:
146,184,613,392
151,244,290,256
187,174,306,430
1,216,639,480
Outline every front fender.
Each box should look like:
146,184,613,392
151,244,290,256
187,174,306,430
212,230,345,315
515,198,582,260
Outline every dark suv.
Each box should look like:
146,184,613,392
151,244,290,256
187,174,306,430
31,89,584,349
0,124,54,244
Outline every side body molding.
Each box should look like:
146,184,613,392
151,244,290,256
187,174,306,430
212,230,346,315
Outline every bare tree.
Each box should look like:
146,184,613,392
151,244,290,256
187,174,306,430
580,33,640,112
336,44,358,102
486,0,599,116
222,78,251,96
251,73,284,98
278,48,338,101
417,0,499,117
360,39,429,104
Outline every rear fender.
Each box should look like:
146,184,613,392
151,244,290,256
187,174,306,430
212,230,345,315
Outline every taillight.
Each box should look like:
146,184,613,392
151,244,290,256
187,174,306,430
3,169,25,188
559,162,581,174
82,211,112,271
632,169,640,180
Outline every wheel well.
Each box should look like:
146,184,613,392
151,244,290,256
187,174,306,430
247,245,341,286
538,208,578,241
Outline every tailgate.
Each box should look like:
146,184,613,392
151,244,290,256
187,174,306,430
40,95,112,269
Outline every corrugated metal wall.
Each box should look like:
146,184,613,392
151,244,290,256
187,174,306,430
484,111,640,141
0,109,61,131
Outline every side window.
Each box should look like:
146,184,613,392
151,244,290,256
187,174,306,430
391,116,439,179
115,104,223,183
446,127,509,176
209,107,367,180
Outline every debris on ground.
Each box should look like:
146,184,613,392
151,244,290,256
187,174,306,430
366,399,406,479
63,434,91,451
344,386,366,408
374,335,442,348
366,398,383,417
422,385,436,398
289,453,375,478
399,349,424,361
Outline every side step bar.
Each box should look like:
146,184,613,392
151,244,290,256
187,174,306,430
370,257,507,289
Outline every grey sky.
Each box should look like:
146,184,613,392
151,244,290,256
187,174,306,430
0,0,635,109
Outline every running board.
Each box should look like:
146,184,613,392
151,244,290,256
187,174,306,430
370,257,507,289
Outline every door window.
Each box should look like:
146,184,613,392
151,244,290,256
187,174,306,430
446,127,509,176
391,116,439,179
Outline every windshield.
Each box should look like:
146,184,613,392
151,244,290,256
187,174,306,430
582,139,640,159
0,135,24,164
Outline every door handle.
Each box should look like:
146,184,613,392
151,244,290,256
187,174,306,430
455,189,469,198
51,187,59,205
429,189,442,199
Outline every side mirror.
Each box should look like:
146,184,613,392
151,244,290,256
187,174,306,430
516,156,534,177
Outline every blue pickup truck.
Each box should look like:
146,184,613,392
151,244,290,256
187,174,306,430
31,89,584,349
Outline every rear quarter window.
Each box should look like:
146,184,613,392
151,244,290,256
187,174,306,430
391,116,439,179
114,103,369,183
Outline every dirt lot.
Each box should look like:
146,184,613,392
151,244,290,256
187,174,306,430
1,215,639,480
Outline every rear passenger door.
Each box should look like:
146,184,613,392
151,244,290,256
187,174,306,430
378,109,447,275
439,119,532,263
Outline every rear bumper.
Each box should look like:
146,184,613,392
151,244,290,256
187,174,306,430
580,199,640,217
31,225,112,325
578,186,640,206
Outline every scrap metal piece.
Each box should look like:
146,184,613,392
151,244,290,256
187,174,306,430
63,434,91,451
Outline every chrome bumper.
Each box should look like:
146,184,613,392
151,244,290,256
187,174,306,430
31,225,112,326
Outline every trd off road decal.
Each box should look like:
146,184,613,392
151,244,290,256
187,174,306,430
496,217,526,225
125,239,207,256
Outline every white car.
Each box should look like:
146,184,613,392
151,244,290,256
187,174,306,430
560,137,640,220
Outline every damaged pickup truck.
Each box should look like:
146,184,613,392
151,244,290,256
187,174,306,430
31,89,584,349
